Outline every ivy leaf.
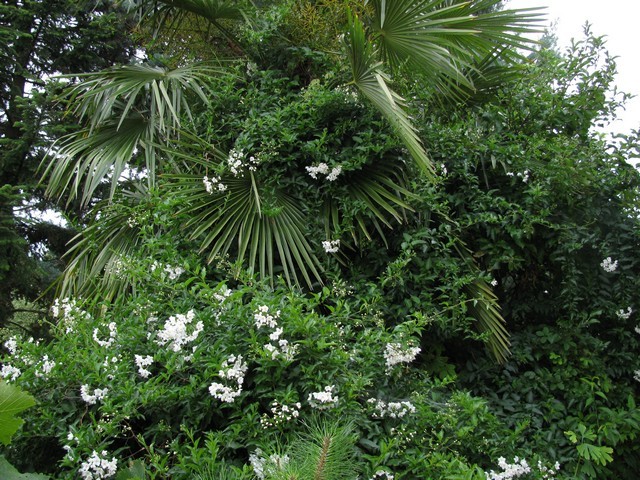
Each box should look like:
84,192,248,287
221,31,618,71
0,381,36,446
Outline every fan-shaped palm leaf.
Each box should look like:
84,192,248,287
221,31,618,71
324,160,415,248
453,241,510,363
345,10,435,178
58,187,148,301
368,0,544,97
171,172,324,288
43,62,224,206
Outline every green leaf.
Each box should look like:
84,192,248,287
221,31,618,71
0,381,36,446
0,456,49,480
345,10,435,179
115,460,146,480
369,0,544,98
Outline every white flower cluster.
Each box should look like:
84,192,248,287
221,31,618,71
227,148,258,176
486,457,560,480
203,174,227,194
249,449,290,480
1,364,21,381
370,471,394,480
368,398,416,419
34,354,56,379
4,336,18,355
80,385,108,405
149,262,185,280
93,322,117,348
134,354,154,378
155,310,203,352
601,257,618,272
384,342,421,373
322,239,340,253
213,286,232,303
253,306,297,360
506,170,530,182
51,298,91,333
209,354,248,403
63,431,78,457
634,370,640,383
306,162,342,181
78,450,118,480
260,400,302,428
616,307,633,320
254,305,279,329
308,385,338,409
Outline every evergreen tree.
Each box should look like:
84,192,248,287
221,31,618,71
0,0,135,325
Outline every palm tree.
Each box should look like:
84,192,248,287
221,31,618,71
41,0,542,362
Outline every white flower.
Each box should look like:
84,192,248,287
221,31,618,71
601,257,618,272
4,336,18,355
308,385,338,409
134,354,154,378
384,342,421,373
269,328,283,341
517,170,530,182
80,385,108,405
490,279,498,287
368,398,416,419
305,162,329,179
51,297,90,333
370,471,394,480
155,310,203,352
93,322,117,348
34,354,56,379
326,166,342,181
616,307,633,320
260,400,301,428
163,264,185,280
248,449,290,480
209,354,248,403
1,364,21,381
254,305,279,329
78,450,118,480
486,456,532,480
322,239,340,253
213,286,232,303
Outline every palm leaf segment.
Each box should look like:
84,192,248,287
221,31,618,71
345,10,435,179
43,62,222,206
346,1,542,174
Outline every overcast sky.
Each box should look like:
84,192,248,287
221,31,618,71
507,0,640,136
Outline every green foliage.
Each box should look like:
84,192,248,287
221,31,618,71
0,381,35,446
0,455,49,480
6,2,640,480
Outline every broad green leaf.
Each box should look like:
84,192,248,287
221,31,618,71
0,456,49,480
0,381,36,446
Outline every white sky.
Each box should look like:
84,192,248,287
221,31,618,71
507,0,640,136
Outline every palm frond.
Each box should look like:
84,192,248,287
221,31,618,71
57,188,148,302
156,0,245,23
172,173,324,288
345,10,435,179
368,0,544,97
324,160,415,248
43,63,224,206
453,241,510,363
43,118,149,206
464,278,510,364
65,62,220,133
